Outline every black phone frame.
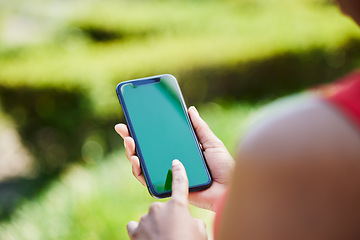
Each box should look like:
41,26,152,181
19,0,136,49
116,74,212,198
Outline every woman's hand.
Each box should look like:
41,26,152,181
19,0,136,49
115,106,234,211
127,160,207,240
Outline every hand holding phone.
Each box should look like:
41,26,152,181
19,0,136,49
115,75,234,208
116,74,213,198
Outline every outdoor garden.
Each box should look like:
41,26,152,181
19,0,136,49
0,0,359,239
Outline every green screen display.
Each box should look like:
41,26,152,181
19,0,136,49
120,75,211,196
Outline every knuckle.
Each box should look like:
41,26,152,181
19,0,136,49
204,139,226,150
174,174,188,186
195,123,205,133
198,121,210,132
171,197,187,208
149,202,161,212
214,137,224,145
126,151,131,160
212,140,225,148
172,163,182,171
173,173,183,182
139,214,147,223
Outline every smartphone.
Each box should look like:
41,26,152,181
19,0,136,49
116,74,212,198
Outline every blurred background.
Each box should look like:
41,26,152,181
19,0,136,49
0,0,359,239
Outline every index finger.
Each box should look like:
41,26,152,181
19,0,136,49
171,159,189,204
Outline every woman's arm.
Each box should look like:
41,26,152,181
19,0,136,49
217,99,360,239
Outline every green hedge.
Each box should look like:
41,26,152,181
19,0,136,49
0,0,359,117
0,0,360,218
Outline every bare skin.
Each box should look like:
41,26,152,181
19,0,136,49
217,99,360,239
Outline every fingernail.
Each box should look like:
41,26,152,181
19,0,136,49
191,106,199,115
124,140,127,148
172,159,180,166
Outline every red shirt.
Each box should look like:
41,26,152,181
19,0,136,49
213,71,360,239
323,71,360,130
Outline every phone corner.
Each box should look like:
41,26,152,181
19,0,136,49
205,177,213,189
147,186,171,199
194,177,213,192
161,73,176,79
204,173,213,189
115,82,126,95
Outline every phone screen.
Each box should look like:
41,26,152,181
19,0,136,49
118,75,211,197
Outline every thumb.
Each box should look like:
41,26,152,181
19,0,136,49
171,159,189,204
189,106,224,149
